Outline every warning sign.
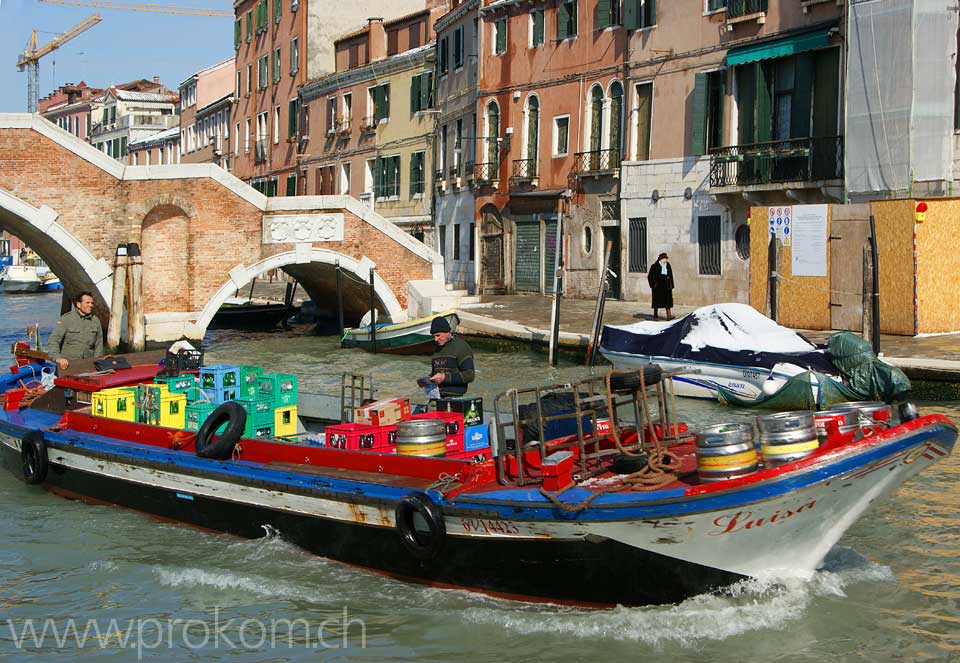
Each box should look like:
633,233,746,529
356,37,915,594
768,206,792,245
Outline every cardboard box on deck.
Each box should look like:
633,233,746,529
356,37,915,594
355,397,411,426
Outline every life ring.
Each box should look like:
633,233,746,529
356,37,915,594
195,402,247,460
21,430,48,485
608,365,662,393
395,492,446,560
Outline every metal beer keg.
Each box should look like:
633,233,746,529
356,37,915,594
396,419,447,458
756,410,819,467
694,423,758,482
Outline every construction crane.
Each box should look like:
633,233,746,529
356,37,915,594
37,0,233,17
17,14,103,113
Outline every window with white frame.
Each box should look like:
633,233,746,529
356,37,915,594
530,9,544,47
553,115,570,156
247,64,253,95
341,93,352,131
245,118,251,152
274,105,280,144
341,163,351,194
493,17,506,55
235,122,240,154
290,37,299,74
257,111,267,145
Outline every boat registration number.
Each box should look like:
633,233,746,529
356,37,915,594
460,518,520,535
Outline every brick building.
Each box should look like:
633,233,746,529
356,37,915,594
39,81,104,142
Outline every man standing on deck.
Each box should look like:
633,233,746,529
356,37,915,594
424,317,475,398
47,291,103,371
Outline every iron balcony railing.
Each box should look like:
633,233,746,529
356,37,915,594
573,149,619,175
474,162,498,183
726,0,768,19
512,158,538,179
709,136,844,188
254,140,267,164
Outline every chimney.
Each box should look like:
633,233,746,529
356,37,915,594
153,75,160,85
367,17,386,63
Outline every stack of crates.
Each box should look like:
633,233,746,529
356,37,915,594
91,387,138,422
238,366,263,399
199,365,240,404
257,373,298,438
155,374,197,395
185,401,217,432
237,397,275,439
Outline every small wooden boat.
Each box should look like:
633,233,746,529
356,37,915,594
0,264,43,293
209,298,299,331
342,311,460,355
38,273,62,291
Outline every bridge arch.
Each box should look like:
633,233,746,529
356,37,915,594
195,248,405,335
0,189,113,305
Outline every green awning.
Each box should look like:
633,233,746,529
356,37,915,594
725,29,831,67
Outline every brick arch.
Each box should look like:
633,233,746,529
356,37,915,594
141,204,192,312
135,194,198,221
194,248,405,334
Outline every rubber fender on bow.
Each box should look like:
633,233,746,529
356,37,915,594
20,430,48,485
608,365,662,393
395,492,446,560
195,401,246,460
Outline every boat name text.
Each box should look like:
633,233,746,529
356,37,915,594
708,500,817,536
461,519,520,535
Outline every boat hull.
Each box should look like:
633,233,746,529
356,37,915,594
343,312,459,355
209,303,297,330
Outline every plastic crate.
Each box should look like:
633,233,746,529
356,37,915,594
155,374,197,394
411,412,464,454
243,420,274,439
274,405,299,437
237,398,274,424
200,365,240,392
138,388,186,428
238,366,264,399
325,423,395,451
256,373,298,407
200,386,240,405
158,349,204,377
92,387,137,422
185,401,217,432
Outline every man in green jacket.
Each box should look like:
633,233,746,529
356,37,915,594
425,316,475,398
48,291,103,371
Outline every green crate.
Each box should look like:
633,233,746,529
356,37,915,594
238,366,264,399
237,397,274,423
155,374,197,394
256,373,298,407
185,402,217,432
243,420,274,439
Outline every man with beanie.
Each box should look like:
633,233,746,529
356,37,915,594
424,316,475,397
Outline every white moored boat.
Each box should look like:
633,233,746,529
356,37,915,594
599,304,837,401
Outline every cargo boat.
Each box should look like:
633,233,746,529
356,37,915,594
0,355,953,607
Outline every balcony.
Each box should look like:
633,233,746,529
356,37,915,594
361,116,377,132
726,0,767,28
448,163,462,187
473,162,498,186
254,140,267,164
709,136,844,188
573,149,619,176
511,158,538,183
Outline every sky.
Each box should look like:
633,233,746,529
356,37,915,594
0,0,233,112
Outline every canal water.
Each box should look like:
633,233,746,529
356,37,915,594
1,292,959,661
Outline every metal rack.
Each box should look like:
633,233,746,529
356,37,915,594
492,368,684,486
339,373,374,423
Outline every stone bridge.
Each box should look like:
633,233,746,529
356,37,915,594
0,115,443,344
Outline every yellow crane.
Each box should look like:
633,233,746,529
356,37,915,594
17,14,103,113
36,0,233,17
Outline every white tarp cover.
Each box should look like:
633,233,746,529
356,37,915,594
845,0,958,195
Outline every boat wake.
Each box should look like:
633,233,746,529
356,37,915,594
460,549,894,646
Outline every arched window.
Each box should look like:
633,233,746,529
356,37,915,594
609,81,623,159
486,101,500,165
525,95,539,173
588,85,604,170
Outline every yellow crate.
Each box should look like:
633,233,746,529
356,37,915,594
91,388,137,422
158,392,187,429
274,405,298,437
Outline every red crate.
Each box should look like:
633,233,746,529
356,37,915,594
325,423,396,451
3,387,26,411
411,411,463,436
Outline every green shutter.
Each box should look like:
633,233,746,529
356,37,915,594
288,99,298,138
392,156,401,197
692,72,708,156
533,10,544,45
624,0,640,29
382,83,390,120
597,0,611,29
454,28,462,68
409,153,418,195
644,0,656,27
246,11,252,41
286,174,297,196
496,19,506,54
234,20,241,49
756,61,773,143
571,1,578,36
374,158,382,196
411,74,421,113
274,0,281,23
558,2,569,39
791,53,813,139
422,72,433,110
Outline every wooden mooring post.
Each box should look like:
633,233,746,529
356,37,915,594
125,242,145,352
368,267,377,354
106,243,128,352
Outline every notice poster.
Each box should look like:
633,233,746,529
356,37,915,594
768,206,792,246
791,204,828,277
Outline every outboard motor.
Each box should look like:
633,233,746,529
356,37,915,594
897,401,920,423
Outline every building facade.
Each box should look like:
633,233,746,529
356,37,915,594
127,127,181,166
179,58,235,171
90,81,179,162
39,81,104,142
433,0,480,292
300,9,445,242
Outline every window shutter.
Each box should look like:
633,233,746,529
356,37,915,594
597,0,611,29
274,0,281,23
234,20,241,49
286,174,296,196
374,85,385,121
246,12,252,41
533,11,544,45
374,158,382,196
393,156,401,196
644,0,656,28
496,19,506,53
791,53,813,139
454,28,462,68
382,83,390,119
411,74,421,113
624,0,640,29
558,3,569,39
409,153,418,195
692,72,708,156
421,72,432,110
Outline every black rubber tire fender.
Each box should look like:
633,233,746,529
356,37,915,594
608,365,662,392
395,492,446,560
21,430,48,485
195,401,247,460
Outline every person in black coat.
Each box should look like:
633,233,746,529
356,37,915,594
647,252,674,320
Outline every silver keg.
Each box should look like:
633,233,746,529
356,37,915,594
694,423,758,483
814,409,859,440
396,419,447,458
756,410,819,467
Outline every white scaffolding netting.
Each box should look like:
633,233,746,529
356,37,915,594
845,0,958,195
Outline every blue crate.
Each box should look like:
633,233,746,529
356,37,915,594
200,386,240,405
199,365,240,392
464,424,490,451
